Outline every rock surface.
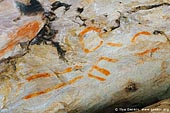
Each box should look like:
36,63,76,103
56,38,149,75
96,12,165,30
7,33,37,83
0,0,170,113
132,99,170,113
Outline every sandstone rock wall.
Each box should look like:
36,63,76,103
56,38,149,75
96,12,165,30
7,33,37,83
0,0,170,113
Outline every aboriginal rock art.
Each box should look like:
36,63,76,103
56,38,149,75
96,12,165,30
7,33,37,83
0,0,170,113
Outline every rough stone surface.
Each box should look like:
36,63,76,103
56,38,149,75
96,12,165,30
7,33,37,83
0,0,170,113
132,99,170,113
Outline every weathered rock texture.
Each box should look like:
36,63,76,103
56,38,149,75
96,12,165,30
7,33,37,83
132,99,170,113
0,0,170,113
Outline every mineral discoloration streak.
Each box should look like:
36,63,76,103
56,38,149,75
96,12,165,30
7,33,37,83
0,0,170,113
128,3,170,13
153,30,170,43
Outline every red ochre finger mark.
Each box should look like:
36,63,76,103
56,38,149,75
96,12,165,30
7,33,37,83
26,67,74,82
55,67,73,74
88,73,106,81
26,66,83,82
78,26,103,53
23,83,66,100
73,65,83,70
79,26,101,37
107,42,122,47
98,57,119,63
23,76,84,99
0,21,41,57
135,47,160,56
68,76,84,84
88,57,118,81
131,31,151,43
55,65,83,74
26,73,51,81
92,65,110,76
83,41,103,53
